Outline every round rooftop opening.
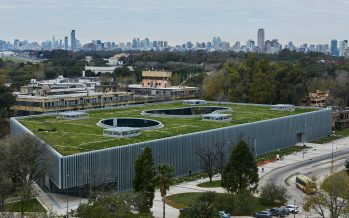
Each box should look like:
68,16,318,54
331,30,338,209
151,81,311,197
97,118,163,130
142,106,232,117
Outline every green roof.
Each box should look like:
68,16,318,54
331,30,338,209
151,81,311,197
19,102,315,156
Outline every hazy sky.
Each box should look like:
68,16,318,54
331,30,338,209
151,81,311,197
1,0,348,45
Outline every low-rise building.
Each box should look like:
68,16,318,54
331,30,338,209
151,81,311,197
332,107,349,130
127,70,199,98
300,90,329,107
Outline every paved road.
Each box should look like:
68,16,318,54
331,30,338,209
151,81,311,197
260,146,349,204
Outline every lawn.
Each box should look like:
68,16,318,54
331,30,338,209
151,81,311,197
5,198,47,213
166,192,281,216
256,145,310,162
19,102,314,156
197,180,222,188
311,128,349,144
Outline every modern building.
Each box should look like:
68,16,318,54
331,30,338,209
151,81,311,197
71,30,76,51
257,28,265,53
330,39,338,57
10,102,332,194
64,37,68,50
11,76,133,114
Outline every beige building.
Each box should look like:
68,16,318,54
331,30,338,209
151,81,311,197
141,71,172,88
300,90,329,107
128,70,199,98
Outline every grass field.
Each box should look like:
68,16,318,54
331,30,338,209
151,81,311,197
166,192,282,216
5,198,46,213
19,102,314,156
197,180,222,188
312,128,349,144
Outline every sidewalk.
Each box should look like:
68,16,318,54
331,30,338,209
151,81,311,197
151,138,349,218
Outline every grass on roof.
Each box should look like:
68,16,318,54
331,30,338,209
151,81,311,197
19,102,314,156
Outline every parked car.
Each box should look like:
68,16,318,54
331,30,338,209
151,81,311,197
278,207,290,215
345,158,349,169
269,208,286,217
219,210,231,218
285,205,299,214
255,211,273,218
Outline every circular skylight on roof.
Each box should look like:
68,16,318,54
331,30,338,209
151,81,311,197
97,118,163,130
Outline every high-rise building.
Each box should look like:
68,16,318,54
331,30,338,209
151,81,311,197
257,28,265,53
64,37,69,50
71,30,76,51
330,39,338,56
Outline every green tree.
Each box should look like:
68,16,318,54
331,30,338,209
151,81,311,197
155,164,175,218
189,201,217,218
76,193,150,218
222,140,258,194
260,183,288,203
303,172,349,218
0,85,15,118
132,147,156,213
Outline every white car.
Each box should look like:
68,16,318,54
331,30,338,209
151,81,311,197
285,205,299,214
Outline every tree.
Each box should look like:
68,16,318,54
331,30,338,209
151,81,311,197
221,140,258,194
75,193,149,218
196,145,215,182
4,134,49,216
0,140,13,211
303,172,349,218
213,142,230,174
260,183,288,204
155,164,175,218
132,147,156,213
189,201,217,218
0,85,15,118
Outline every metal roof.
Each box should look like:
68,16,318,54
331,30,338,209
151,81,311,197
104,127,140,132
59,111,87,116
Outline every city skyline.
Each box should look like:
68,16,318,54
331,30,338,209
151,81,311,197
1,0,348,45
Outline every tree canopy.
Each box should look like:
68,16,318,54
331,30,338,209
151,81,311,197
132,147,156,213
221,140,259,194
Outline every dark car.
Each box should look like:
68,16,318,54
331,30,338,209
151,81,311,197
255,211,273,218
345,158,349,169
269,208,286,217
278,207,290,215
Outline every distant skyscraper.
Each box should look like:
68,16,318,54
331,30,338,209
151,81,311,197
64,37,68,50
71,30,76,51
330,39,338,56
257,28,265,53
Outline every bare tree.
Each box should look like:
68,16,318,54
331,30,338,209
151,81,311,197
196,145,215,182
213,141,232,174
303,173,349,218
4,134,49,216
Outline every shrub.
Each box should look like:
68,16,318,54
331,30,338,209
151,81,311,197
260,183,288,203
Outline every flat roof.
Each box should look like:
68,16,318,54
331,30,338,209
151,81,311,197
203,113,231,118
105,127,140,132
59,111,87,116
15,91,130,100
18,102,316,156
142,71,172,78
128,84,198,90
